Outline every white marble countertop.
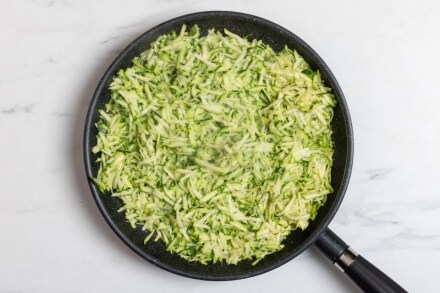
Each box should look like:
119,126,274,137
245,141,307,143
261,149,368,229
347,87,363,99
1,0,440,292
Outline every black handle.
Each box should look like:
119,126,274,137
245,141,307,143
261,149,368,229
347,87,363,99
315,229,407,293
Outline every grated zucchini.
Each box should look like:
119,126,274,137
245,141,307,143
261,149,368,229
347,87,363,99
92,25,336,265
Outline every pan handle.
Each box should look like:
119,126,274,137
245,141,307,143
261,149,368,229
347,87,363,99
314,228,407,293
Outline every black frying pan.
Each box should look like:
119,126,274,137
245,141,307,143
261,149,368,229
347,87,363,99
84,11,406,292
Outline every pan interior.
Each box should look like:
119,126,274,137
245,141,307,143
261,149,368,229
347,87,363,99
84,11,353,280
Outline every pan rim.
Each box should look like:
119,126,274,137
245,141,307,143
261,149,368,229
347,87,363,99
83,10,354,281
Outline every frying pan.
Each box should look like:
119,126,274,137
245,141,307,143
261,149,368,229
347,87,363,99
84,11,406,292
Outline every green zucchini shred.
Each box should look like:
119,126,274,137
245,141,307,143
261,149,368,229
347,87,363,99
93,25,336,265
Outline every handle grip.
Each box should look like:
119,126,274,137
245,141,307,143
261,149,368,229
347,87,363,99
315,229,407,293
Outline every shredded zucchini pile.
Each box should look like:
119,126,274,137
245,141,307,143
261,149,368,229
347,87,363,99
93,25,336,265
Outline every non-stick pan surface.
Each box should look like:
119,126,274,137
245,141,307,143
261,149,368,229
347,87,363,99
84,11,404,292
